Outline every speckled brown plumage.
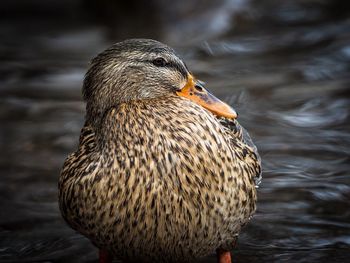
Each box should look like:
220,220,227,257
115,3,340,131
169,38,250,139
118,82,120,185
58,39,261,263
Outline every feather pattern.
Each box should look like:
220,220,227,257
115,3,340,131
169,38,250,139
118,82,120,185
58,39,261,263
59,96,261,262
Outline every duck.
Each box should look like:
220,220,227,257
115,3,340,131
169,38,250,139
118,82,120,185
58,39,261,263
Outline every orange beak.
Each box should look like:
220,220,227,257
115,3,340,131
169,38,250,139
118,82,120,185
176,75,237,119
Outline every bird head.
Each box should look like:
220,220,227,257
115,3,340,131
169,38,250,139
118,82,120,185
83,39,237,125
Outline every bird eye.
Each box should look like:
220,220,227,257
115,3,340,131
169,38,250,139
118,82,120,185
152,57,167,67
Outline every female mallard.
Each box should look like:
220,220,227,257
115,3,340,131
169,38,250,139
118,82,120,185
59,39,261,263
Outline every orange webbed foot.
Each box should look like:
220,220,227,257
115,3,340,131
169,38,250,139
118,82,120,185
216,248,232,263
99,249,112,263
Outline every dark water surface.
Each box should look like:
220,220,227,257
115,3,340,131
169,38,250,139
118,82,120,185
1,0,350,262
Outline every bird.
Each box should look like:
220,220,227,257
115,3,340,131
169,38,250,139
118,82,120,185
58,39,261,263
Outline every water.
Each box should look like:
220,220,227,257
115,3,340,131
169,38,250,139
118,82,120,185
1,0,349,262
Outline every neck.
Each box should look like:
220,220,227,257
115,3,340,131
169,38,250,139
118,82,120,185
89,95,181,148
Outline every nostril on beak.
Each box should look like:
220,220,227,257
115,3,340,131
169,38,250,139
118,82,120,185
194,81,206,92
195,84,203,92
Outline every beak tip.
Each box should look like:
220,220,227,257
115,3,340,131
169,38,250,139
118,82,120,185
229,111,238,120
233,110,238,119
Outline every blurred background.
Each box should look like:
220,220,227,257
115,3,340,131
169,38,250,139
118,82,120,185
0,0,350,262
